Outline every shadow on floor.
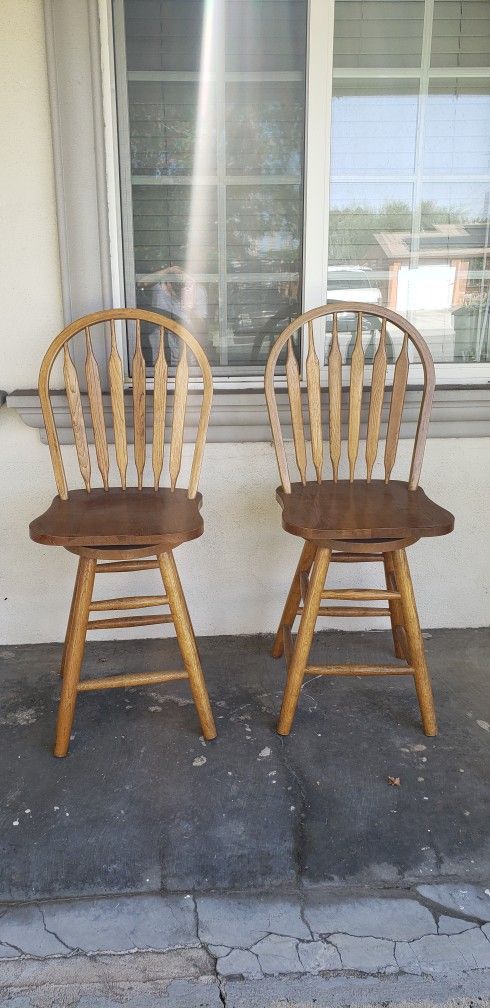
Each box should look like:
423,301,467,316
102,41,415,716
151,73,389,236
0,628,488,901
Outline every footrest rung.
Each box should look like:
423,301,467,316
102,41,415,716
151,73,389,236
78,670,188,692
90,594,169,612
96,560,160,573
305,664,414,677
87,614,174,630
321,589,400,601
297,605,391,618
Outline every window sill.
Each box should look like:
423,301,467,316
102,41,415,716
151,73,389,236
7,385,490,443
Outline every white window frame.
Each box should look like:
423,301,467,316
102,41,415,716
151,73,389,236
99,0,490,388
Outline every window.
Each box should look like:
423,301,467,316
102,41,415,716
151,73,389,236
110,0,490,385
114,0,307,376
328,0,490,375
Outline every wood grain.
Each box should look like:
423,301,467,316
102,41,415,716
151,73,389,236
132,320,146,490
276,480,454,541
365,319,387,481
328,313,342,481
286,339,307,484
348,312,364,481
306,320,323,482
169,345,188,491
385,333,409,481
63,345,91,492
85,327,109,490
108,320,128,489
152,327,167,490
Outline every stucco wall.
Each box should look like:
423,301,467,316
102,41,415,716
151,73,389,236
0,0,489,645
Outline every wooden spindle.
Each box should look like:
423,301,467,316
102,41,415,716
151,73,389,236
132,320,146,490
152,327,167,490
348,312,364,481
85,328,109,490
328,314,342,482
365,319,387,481
169,344,188,491
306,320,323,483
63,344,91,492
286,338,307,485
385,332,409,482
108,320,128,489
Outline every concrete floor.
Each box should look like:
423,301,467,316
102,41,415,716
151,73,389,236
0,629,489,1006
0,628,489,901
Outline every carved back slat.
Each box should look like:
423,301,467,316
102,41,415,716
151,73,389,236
169,344,188,491
306,320,323,482
347,312,365,481
328,313,342,482
264,302,435,493
63,344,91,492
365,319,387,481
132,320,146,490
384,333,409,481
286,338,307,485
152,327,167,490
109,320,128,489
38,309,213,500
85,327,109,490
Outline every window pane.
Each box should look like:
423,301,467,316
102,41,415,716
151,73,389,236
125,0,205,73
119,0,306,373
328,2,490,365
423,79,490,175
331,81,419,175
432,0,490,69
333,0,425,69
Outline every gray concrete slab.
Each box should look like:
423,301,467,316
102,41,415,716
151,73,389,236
0,628,488,901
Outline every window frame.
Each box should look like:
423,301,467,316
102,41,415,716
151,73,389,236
101,0,490,389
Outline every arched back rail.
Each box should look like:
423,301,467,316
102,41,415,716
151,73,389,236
264,302,435,494
38,308,213,501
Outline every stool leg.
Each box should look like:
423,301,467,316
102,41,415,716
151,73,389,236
392,548,437,737
59,560,83,678
277,546,331,736
272,540,317,658
158,551,217,741
383,552,407,660
54,557,96,757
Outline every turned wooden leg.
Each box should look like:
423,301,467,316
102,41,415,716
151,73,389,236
272,540,317,658
158,551,217,741
383,552,407,660
277,546,331,736
54,557,96,757
59,560,83,678
392,548,438,737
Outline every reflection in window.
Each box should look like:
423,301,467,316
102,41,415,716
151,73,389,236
328,2,490,364
118,0,307,373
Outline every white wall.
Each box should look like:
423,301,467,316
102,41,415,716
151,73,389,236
0,1,489,646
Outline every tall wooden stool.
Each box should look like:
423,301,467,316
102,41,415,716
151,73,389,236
264,302,454,737
30,308,216,755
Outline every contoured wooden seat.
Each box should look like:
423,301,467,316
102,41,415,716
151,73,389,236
265,302,454,737
30,308,216,756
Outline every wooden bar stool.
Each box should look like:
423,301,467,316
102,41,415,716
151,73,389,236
264,302,454,737
30,308,216,756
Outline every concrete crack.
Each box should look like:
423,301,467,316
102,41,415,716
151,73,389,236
39,908,77,955
0,938,25,957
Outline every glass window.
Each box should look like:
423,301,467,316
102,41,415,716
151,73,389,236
328,0,490,366
116,0,307,374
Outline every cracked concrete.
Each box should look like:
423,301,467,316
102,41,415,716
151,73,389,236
0,886,489,1004
1,632,489,1004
